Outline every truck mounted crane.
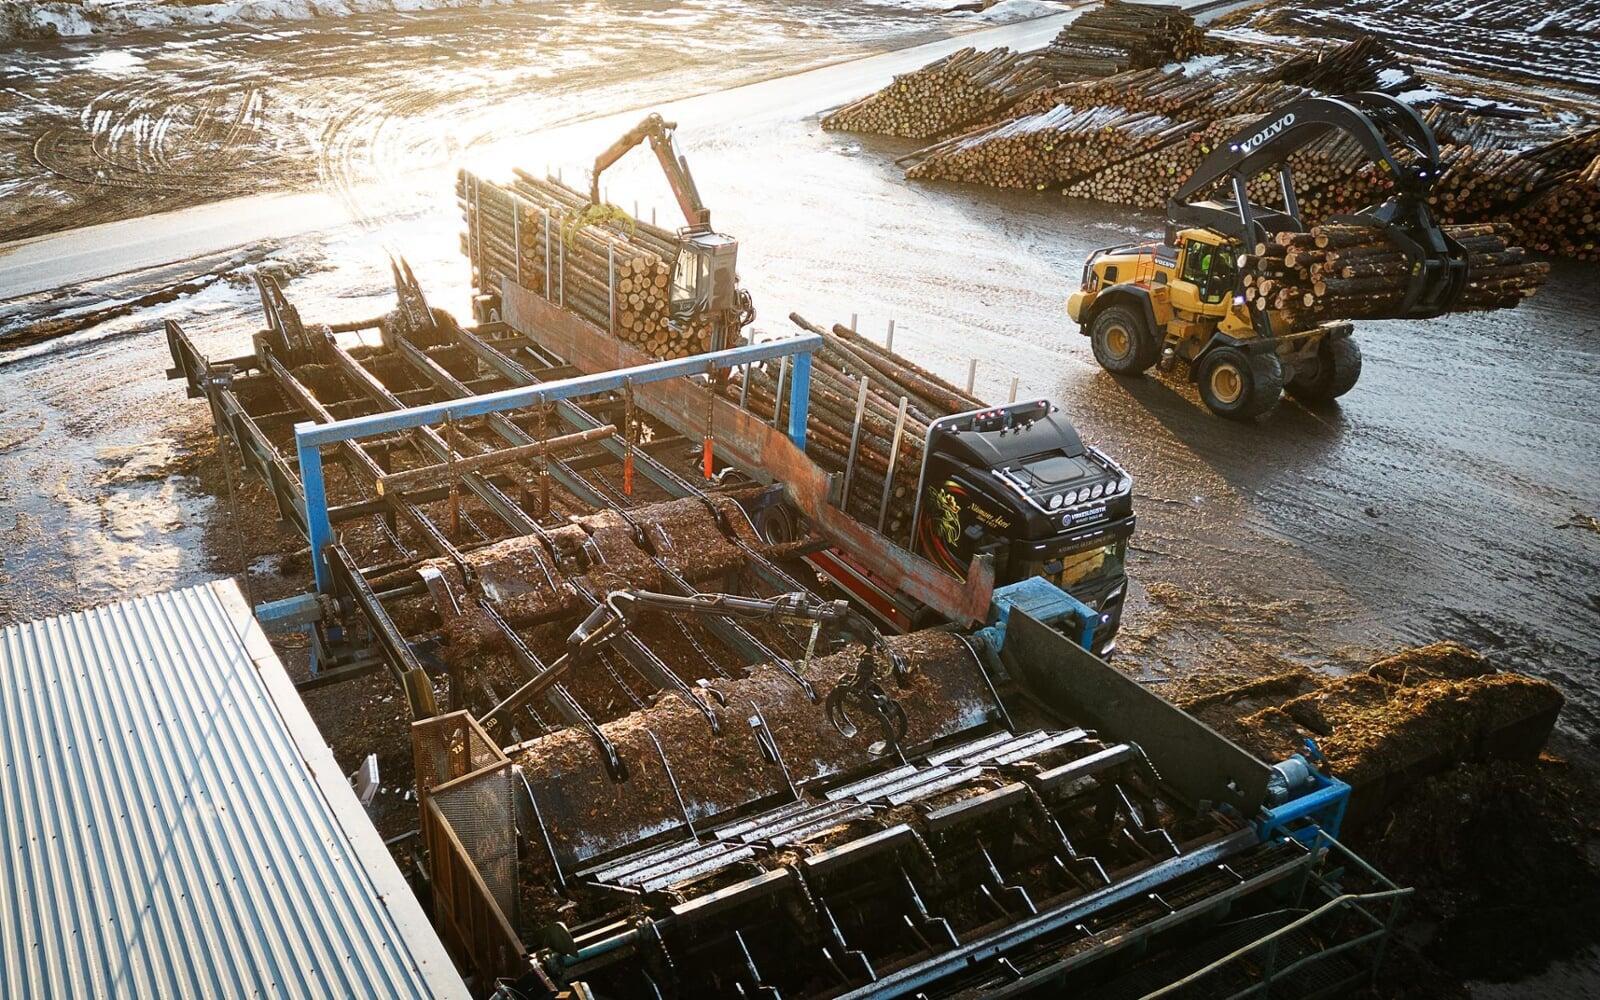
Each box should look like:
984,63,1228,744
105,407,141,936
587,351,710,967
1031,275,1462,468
589,113,755,354
1068,93,1469,419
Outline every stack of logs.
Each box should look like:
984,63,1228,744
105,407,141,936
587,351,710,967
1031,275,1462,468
725,315,986,539
1010,69,1309,126
1062,114,1254,204
1512,154,1600,259
459,170,713,359
1031,0,1206,82
902,105,1198,190
1240,223,1549,321
1267,35,1419,94
821,47,1052,139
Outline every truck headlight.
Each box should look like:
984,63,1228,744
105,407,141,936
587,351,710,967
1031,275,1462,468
1090,484,1104,499
1048,494,1063,510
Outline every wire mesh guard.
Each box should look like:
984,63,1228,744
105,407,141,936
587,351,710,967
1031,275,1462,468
414,713,519,927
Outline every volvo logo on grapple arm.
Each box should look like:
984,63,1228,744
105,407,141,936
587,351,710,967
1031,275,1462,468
1239,113,1296,153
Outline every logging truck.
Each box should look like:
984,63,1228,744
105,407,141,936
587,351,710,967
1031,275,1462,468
1070,94,1471,419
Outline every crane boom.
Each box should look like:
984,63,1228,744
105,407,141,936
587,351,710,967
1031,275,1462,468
590,113,710,229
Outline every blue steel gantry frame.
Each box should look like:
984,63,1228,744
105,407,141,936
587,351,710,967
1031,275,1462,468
293,335,819,591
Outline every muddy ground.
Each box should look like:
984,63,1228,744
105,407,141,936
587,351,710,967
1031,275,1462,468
1,0,1598,993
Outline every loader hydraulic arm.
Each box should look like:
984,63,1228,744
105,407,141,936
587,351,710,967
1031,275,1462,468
1171,93,1441,219
1168,93,1466,319
590,113,711,229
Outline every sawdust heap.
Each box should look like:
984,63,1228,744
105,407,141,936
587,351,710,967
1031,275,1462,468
1179,642,1563,824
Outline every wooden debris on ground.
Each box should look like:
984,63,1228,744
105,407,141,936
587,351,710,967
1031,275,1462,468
1178,641,1564,829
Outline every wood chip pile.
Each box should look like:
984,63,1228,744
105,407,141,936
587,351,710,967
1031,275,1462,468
902,105,1198,190
1240,222,1549,320
459,169,714,359
821,47,1052,140
727,315,986,539
1031,0,1205,81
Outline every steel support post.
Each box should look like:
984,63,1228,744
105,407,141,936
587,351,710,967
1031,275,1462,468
295,422,333,592
787,351,811,450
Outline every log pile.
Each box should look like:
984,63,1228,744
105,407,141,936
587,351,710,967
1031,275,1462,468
1239,222,1548,322
1522,126,1600,173
1511,155,1600,260
726,315,986,538
1015,69,1311,125
1062,114,1255,205
903,105,1199,190
821,47,1052,139
1031,1,1206,82
1267,35,1419,94
458,170,713,360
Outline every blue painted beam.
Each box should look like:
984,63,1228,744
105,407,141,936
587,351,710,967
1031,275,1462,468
296,335,821,448
292,334,820,593
296,426,333,592
787,351,811,450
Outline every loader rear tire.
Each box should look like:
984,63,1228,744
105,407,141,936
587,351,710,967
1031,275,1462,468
1288,336,1363,404
1198,347,1283,420
1089,305,1160,375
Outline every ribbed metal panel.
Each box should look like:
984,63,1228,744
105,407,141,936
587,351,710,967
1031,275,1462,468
0,580,469,999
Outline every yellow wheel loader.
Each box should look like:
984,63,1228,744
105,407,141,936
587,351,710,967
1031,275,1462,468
1068,94,1469,420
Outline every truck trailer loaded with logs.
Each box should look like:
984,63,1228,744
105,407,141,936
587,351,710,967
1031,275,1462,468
1068,95,1547,419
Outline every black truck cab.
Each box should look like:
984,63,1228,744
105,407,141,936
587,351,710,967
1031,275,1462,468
912,400,1135,655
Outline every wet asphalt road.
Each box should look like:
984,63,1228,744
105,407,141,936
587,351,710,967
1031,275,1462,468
1,4,1596,751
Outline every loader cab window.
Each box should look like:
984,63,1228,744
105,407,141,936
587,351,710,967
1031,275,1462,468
1181,239,1236,304
670,249,709,320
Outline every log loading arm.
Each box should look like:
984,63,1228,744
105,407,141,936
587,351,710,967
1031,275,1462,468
1169,92,1469,320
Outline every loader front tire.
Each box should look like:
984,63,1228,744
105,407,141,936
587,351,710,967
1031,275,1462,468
1198,346,1283,420
1288,336,1363,404
1089,304,1160,375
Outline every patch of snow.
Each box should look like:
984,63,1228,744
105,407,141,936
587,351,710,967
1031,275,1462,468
81,49,145,75
0,0,527,42
1377,67,1410,87
959,0,1064,25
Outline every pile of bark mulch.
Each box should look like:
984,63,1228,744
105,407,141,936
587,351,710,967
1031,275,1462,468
1178,642,1563,828
1363,756,1600,984
1176,641,1600,989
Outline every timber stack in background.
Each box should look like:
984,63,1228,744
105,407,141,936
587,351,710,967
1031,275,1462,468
1031,0,1205,81
459,170,717,358
814,0,1599,261
821,47,1052,139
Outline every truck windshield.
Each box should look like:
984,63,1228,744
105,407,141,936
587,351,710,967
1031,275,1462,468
1025,540,1125,595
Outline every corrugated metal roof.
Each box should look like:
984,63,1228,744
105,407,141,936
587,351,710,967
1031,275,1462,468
0,580,470,999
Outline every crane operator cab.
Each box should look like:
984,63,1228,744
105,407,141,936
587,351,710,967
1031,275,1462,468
671,231,740,326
